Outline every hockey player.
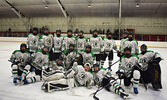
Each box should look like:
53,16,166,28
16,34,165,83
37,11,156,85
118,31,128,57
76,30,88,53
62,29,76,51
123,32,139,55
20,46,50,85
42,62,94,92
10,43,30,85
118,47,140,94
138,44,163,90
89,30,103,66
40,28,53,51
73,63,94,89
101,32,118,69
80,45,95,67
41,57,71,92
27,27,40,54
40,28,53,60
52,30,63,60
62,44,80,69
92,64,129,99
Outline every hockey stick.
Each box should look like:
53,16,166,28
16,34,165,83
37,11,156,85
90,78,119,100
106,59,120,70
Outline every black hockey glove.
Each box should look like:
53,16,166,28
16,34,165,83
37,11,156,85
118,72,125,79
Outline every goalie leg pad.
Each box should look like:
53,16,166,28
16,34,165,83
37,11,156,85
45,78,74,92
42,70,65,81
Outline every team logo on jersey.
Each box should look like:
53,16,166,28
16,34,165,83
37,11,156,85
55,40,60,46
125,62,133,69
139,57,147,63
19,57,24,63
37,58,43,64
92,41,98,47
78,42,83,48
31,39,37,45
106,43,111,48
45,38,52,46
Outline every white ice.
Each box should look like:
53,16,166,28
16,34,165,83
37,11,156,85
0,42,167,100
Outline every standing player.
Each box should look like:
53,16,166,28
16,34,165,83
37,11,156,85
123,32,139,55
101,32,118,69
89,30,103,66
62,29,76,51
118,47,140,94
76,30,88,53
27,27,40,54
40,28,53,60
40,28,53,51
52,30,63,60
92,64,129,99
138,44,163,90
80,45,95,67
118,31,128,57
10,43,30,85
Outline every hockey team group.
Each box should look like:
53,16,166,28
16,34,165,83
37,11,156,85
9,27,163,99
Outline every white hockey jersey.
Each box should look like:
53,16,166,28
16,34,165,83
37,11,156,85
119,38,127,53
73,65,93,86
119,54,139,77
80,49,95,67
27,33,40,52
53,36,63,53
40,34,53,51
10,50,29,70
102,37,117,52
138,50,163,71
62,36,76,51
31,50,49,70
89,36,103,54
123,39,139,54
76,37,88,53
95,68,111,81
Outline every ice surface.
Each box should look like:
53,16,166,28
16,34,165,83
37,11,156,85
0,42,167,100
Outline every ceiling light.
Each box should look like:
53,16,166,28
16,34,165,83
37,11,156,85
136,3,140,8
88,4,91,8
45,5,48,9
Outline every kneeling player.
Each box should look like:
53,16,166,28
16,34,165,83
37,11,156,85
138,44,163,90
92,64,129,99
80,45,95,67
20,46,50,85
10,43,30,85
118,47,140,94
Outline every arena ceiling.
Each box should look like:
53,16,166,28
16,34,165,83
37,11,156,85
0,0,166,18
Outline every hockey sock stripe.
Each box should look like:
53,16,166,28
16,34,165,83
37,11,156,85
23,72,27,76
33,77,36,82
12,72,18,74
30,77,34,83
12,69,18,71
